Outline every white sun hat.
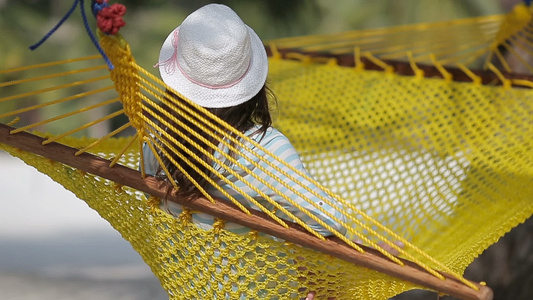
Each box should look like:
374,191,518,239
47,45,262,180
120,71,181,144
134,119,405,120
157,4,268,108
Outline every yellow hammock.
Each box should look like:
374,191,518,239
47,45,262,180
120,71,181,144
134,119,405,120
2,3,533,300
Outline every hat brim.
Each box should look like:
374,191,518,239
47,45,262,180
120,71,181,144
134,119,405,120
158,25,268,108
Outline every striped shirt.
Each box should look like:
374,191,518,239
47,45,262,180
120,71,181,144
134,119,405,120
143,126,346,237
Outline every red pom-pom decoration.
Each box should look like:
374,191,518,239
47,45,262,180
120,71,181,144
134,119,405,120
95,1,126,35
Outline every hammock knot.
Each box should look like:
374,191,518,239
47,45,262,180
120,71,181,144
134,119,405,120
46,158,57,165
407,51,425,79
488,62,512,88
268,43,282,60
114,182,124,192
179,208,193,224
147,196,160,211
248,230,259,240
213,218,226,233
76,169,87,177
514,3,532,20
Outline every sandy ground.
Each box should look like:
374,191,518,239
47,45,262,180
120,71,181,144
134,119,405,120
0,272,167,300
0,153,168,299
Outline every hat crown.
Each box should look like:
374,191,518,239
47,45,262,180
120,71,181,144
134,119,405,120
176,4,252,87
158,4,268,108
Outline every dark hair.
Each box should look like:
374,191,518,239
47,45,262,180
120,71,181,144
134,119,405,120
155,85,274,199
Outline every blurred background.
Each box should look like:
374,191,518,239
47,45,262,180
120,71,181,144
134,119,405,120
0,0,531,299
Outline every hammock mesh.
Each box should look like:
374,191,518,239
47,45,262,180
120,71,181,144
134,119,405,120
1,3,533,300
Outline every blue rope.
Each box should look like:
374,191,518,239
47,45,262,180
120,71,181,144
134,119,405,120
29,0,114,70
29,0,80,50
80,0,114,70
91,0,109,16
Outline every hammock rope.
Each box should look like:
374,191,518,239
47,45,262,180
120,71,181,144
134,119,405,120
2,2,533,299
0,123,492,300
132,60,454,270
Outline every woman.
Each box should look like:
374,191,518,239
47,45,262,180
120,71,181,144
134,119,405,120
142,4,346,299
144,3,347,237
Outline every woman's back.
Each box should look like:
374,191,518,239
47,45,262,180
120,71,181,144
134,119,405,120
144,125,346,236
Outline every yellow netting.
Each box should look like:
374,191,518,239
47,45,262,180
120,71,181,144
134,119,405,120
269,56,533,264
2,4,533,300
0,137,417,300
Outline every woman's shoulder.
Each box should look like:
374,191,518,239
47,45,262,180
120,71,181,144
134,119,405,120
247,125,289,145
239,126,296,160
247,126,301,162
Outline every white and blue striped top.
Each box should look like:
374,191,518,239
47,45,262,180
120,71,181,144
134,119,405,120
143,126,346,237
